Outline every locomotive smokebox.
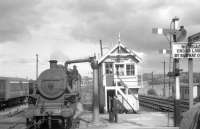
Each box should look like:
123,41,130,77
49,60,57,69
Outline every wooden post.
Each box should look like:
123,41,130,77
188,58,193,109
187,32,200,109
162,60,166,97
100,40,103,56
188,38,194,109
151,72,154,88
36,54,38,80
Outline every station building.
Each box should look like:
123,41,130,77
98,41,142,113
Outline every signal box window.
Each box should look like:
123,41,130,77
126,64,135,76
105,63,113,75
115,64,124,76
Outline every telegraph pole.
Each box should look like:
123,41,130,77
36,54,38,80
100,40,103,56
151,72,154,88
162,60,166,97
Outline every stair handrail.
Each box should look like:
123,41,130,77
116,87,135,111
117,77,138,100
116,94,133,112
102,73,137,112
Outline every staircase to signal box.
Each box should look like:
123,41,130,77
105,73,140,113
116,87,139,113
115,77,139,113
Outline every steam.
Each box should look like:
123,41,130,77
50,50,69,62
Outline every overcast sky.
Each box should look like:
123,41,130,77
1,0,200,79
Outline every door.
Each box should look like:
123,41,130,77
107,90,115,112
105,62,114,86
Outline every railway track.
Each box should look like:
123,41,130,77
0,104,28,117
0,112,26,129
139,95,195,112
0,104,30,129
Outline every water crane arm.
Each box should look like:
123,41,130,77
64,56,95,68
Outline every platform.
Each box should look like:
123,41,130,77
79,110,177,129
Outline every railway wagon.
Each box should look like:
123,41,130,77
25,60,83,129
0,77,29,109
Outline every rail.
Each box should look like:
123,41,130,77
139,95,196,112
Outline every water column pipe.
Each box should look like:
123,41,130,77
64,56,99,124
91,60,99,123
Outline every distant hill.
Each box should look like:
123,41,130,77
143,72,200,85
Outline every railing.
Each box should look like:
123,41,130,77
103,73,141,112
117,77,138,100
116,88,135,112
116,76,140,112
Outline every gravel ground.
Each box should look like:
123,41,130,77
0,106,177,129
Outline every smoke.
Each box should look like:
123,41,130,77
50,50,69,62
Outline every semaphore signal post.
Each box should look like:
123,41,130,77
152,17,195,127
153,17,200,127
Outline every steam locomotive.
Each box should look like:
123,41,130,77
25,60,83,129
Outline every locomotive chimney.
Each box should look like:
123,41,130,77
49,60,57,69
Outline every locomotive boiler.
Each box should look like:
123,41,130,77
25,60,83,129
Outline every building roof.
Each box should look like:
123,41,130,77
0,77,28,81
98,43,142,64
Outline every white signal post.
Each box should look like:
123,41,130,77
172,17,181,127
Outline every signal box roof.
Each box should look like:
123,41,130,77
98,43,142,64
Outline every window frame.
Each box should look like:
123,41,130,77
105,62,113,75
115,63,125,76
126,64,135,76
